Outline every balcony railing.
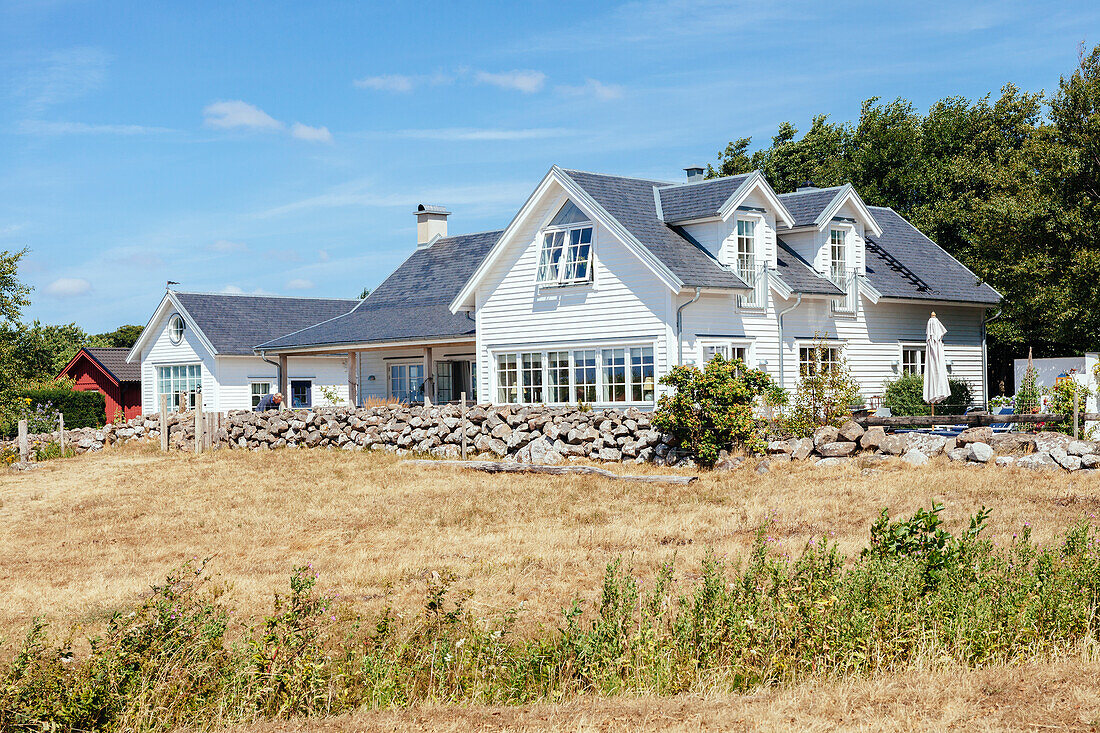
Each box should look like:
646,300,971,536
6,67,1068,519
737,262,768,309
829,267,858,314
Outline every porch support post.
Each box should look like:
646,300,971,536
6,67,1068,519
278,355,288,409
347,351,359,408
423,347,433,406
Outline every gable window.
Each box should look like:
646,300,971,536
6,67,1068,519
536,200,593,286
168,314,185,344
902,345,925,375
799,344,842,376
157,364,201,412
829,229,847,283
736,220,755,273
250,381,272,409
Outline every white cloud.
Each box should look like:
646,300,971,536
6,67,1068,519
557,79,625,101
203,100,284,131
46,277,92,297
395,127,574,141
317,249,330,262
353,74,415,92
474,69,546,93
208,239,248,253
221,284,244,294
17,120,175,135
0,223,26,238
20,47,109,115
286,278,314,290
291,122,333,143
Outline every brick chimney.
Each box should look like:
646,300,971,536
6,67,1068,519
416,204,450,248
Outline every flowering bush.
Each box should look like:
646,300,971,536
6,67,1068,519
653,354,775,464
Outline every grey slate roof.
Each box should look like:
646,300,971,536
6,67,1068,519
561,169,748,290
82,347,141,382
864,207,1001,304
776,187,846,228
656,173,753,222
255,230,500,350
172,292,359,355
774,239,843,295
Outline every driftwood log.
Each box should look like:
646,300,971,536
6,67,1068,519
402,459,697,485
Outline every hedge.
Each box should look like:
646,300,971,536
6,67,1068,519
881,372,972,417
14,387,106,431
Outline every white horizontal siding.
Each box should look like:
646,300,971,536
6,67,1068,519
474,181,671,405
138,307,217,413
215,355,350,411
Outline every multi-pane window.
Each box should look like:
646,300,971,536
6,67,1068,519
435,361,453,402
547,351,570,403
829,229,847,281
251,382,272,409
573,349,597,402
629,347,655,402
736,219,755,272
157,364,201,411
703,343,749,364
168,315,185,344
496,354,519,403
390,363,425,402
536,200,593,285
799,345,842,376
493,346,656,405
521,352,543,403
601,348,627,402
902,346,925,375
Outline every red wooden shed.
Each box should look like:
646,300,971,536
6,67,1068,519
57,347,142,423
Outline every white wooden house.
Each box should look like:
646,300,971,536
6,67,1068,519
132,166,1001,411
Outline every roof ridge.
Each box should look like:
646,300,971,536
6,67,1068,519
435,228,506,240
658,171,753,191
172,290,359,302
778,185,847,197
560,168,676,186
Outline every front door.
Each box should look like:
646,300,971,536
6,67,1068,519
290,380,312,408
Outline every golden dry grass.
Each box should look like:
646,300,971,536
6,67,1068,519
3,443,1100,654
229,655,1100,732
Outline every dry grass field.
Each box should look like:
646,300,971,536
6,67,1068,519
3,444,1100,730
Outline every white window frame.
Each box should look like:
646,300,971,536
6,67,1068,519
535,203,595,287
490,341,658,406
389,361,425,403
168,314,185,345
156,363,202,412
250,381,273,409
900,343,926,375
699,339,754,366
797,340,845,377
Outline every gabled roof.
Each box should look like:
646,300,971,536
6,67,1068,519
777,186,847,228
560,169,748,290
256,230,500,351
657,173,753,222
127,291,359,360
59,346,141,384
774,239,844,295
864,207,1001,304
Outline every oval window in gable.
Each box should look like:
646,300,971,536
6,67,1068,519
169,314,185,344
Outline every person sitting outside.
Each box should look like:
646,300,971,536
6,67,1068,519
255,392,283,412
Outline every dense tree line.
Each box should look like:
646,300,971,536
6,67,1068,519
708,43,1100,385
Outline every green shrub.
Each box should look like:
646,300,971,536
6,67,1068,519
3,510,1100,729
7,387,105,435
1046,378,1091,435
780,336,863,437
652,355,775,464
881,372,972,416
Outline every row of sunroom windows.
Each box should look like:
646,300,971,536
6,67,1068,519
495,346,655,404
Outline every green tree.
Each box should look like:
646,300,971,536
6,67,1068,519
0,248,31,324
92,324,144,348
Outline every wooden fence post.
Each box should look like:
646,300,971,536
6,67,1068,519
194,393,204,455
159,394,169,452
59,412,66,456
460,392,468,461
18,419,28,463
1074,381,1080,440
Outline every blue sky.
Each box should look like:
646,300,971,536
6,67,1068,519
2,0,1097,331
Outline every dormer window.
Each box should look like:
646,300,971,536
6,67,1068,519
536,200,593,285
829,229,847,283
736,220,755,273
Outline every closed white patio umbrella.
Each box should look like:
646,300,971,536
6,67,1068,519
924,311,950,414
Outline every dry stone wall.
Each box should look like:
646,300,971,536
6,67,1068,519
5,406,1097,473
